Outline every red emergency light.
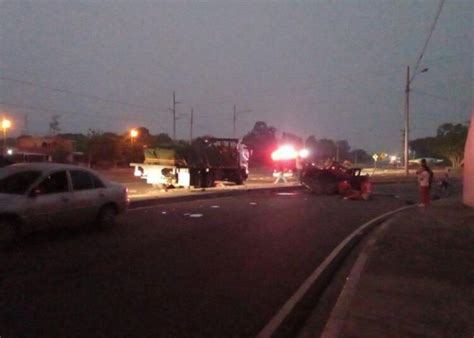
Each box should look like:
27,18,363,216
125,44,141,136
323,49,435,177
271,145,298,161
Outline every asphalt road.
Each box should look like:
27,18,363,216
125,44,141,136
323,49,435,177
0,185,415,338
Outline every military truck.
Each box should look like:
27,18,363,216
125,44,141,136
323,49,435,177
130,138,249,188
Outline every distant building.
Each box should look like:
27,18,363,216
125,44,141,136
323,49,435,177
12,135,77,163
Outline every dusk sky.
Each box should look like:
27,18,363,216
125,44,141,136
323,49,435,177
1,0,472,154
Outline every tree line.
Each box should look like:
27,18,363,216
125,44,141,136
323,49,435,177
242,121,372,166
410,122,468,168
10,120,466,168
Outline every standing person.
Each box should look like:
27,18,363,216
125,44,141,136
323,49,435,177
416,159,433,207
295,155,303,184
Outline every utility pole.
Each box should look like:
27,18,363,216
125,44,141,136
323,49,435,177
401,129,405,166
233,105,237,137
190,107,194,144
404,66,410,176
173,91,177,140
232,105,252,138
24,114,29,135
404,66,428,176
170,91,182,141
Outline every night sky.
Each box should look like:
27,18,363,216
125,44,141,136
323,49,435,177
0,0,472,154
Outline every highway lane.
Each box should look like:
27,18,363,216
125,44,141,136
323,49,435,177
0,187,411,337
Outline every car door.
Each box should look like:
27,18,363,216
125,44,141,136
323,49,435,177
25,170,75,230
69,169,104,224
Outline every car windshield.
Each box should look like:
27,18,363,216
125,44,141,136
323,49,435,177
0,170,42,195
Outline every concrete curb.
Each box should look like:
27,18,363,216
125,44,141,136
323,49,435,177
256,204,416,338
320,219,393,338
128,180,411,209
129,184,303,209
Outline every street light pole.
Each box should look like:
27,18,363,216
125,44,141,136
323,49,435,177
404,66,428,176
130,129,138,146
404,66,410,176
2,118,12,151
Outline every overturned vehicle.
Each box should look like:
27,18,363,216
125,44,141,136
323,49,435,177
301,161,371,198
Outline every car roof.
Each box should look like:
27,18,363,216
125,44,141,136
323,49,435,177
1,162,96,175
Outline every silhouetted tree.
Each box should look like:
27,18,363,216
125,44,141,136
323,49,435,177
410,122,468,168
86,131,122,168
242,121,277,166
350,149,372,164
317,138,337,160
153,133,173,146
59,133,89,152
335,140,351,161
49,115,61,135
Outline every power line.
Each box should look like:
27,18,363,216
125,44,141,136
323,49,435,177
0,101,164,126
411,89,471,105
0,75,169,114
411,0,446,81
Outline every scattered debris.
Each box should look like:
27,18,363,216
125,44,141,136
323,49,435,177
189,214,203,218
161,211,167,215
210,205,220,208
249,202,257,205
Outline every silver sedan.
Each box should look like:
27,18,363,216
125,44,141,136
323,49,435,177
0,163,128,247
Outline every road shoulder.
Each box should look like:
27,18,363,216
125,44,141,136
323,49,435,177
320,199,474,338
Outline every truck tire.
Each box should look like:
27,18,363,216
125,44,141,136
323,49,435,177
197,171,213,188
205,172,214,188
234,171,244,185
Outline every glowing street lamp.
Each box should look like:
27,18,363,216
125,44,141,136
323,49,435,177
130,129,138,145
2,118,12,149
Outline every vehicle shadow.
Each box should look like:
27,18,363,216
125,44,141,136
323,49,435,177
2,223,120,253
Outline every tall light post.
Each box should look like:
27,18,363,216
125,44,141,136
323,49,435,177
2,118,12,150
130,128,138,146
404,66,428,176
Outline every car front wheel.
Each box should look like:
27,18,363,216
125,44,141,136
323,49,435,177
96,205,118,230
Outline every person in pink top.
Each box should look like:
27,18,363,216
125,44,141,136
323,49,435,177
416,159,433,207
